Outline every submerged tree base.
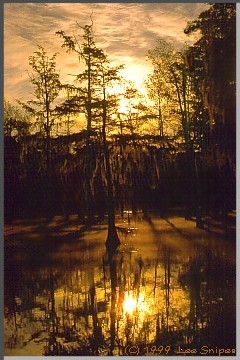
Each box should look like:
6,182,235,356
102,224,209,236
105,226,121,251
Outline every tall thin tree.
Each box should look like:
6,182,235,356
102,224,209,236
56,21,107,224
18,46,61,216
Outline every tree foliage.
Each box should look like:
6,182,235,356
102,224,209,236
18,46,61,139
4,99,31,138
185,3,236,154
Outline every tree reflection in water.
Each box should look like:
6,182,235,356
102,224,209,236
4,223,235,356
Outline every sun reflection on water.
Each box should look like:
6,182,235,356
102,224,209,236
123,291,146,315
4,227,235,357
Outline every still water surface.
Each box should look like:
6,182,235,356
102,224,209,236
4,216,236,355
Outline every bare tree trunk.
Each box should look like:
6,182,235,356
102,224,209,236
85,133,95,225
171,67,200,221
157,90,164,137
85,50,95,225
45,86,52,219
102,88,120,251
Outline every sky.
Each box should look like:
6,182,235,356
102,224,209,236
4,3,209,103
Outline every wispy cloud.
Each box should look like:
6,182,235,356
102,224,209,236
4,3,209,102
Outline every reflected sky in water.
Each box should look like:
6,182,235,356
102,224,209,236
4,215,235,356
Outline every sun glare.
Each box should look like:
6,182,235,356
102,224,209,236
120,64,150,90
123,295,137,314
123,292,146,314
118,98,128,113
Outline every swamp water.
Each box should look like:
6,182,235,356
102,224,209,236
4,215,236,355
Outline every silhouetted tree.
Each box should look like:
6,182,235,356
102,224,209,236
56,21,108,224
146,42,180,138
184,3,236,219
97,57,123,249
147,40,199,219
18,46,61,172
17,46,61,216
185,3,236,155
